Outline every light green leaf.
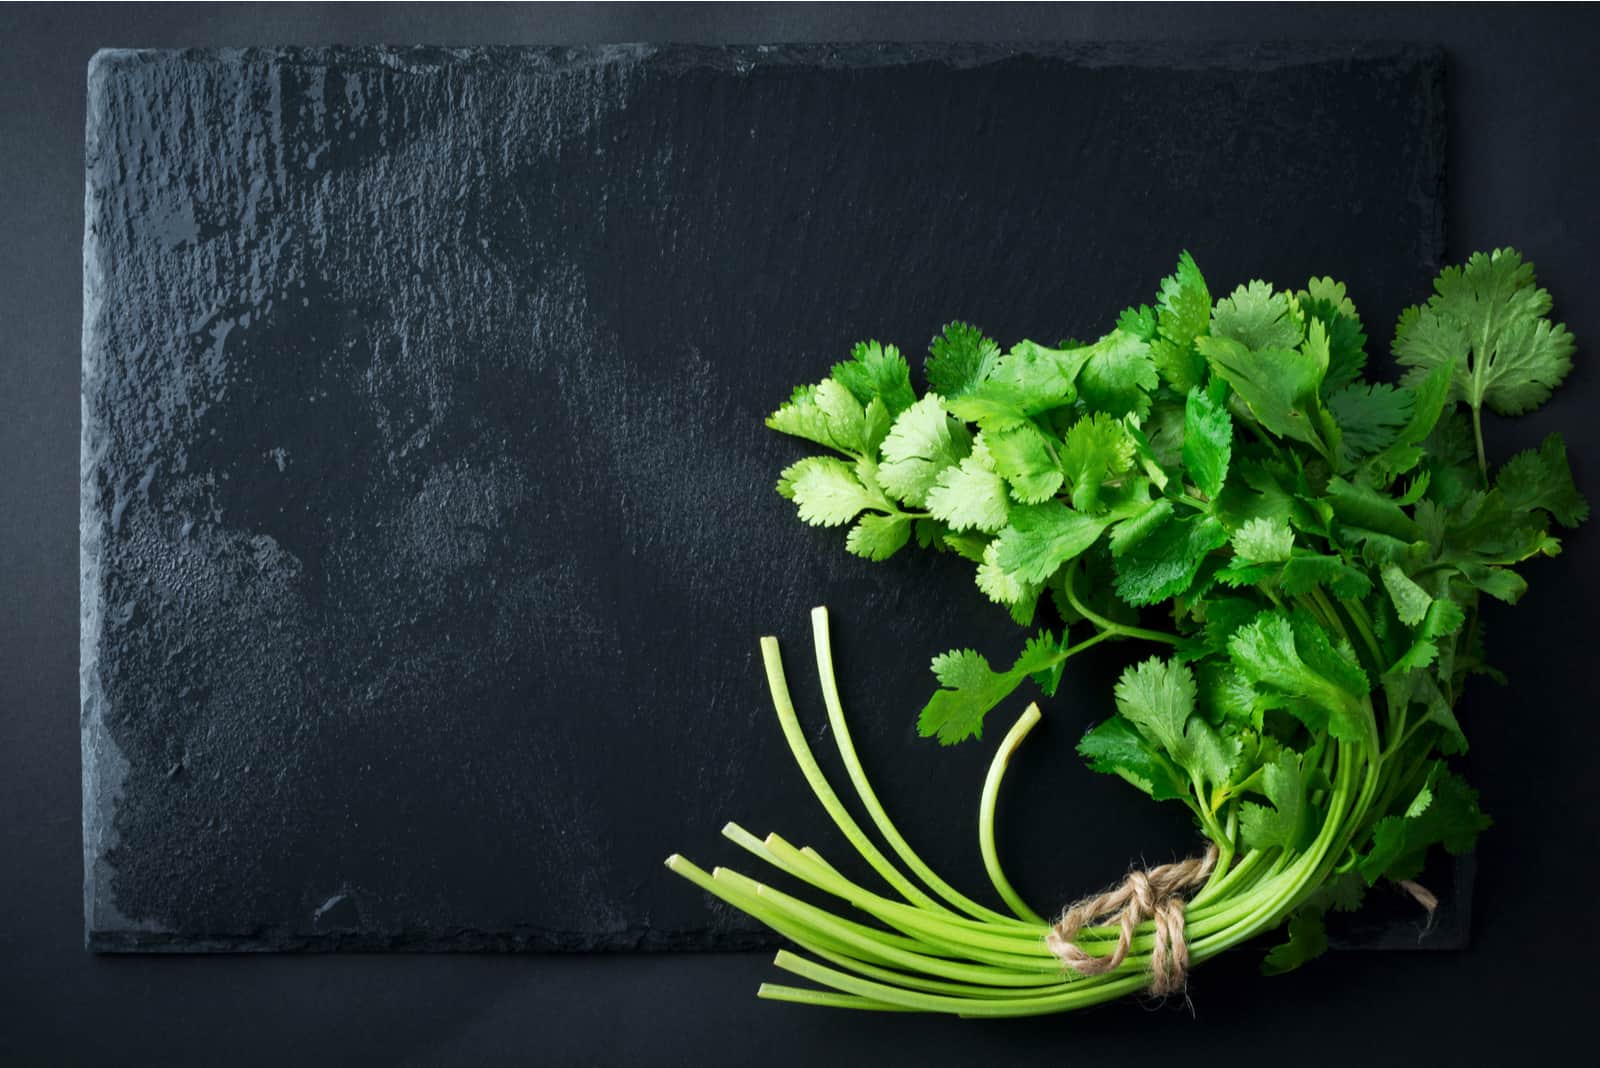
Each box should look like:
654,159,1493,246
985,422,1064,504
780,456,878,527
845,513,912,561
1232,517,1294,564
926,443,1011,533
992,502,1110,586
876,395,972,506
1060,412,1137,513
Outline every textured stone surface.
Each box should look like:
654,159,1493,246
82,43,1447,951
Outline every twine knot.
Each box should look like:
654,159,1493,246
1045,843,1220,996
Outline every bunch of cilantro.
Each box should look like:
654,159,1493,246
741,249,1585,987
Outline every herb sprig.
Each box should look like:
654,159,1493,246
669,250,1584,1013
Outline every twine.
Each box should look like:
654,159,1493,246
1045,844,1220,997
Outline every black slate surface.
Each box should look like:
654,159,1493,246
82,42,1448,952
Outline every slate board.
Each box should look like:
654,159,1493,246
82,42,1448,952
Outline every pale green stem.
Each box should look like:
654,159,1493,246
978,704,1048,924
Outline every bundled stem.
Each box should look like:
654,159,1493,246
666,606,1386,1016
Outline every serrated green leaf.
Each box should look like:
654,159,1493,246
1182,383,1233,499
1077,716,1191,802
1239,748,1313,851
1262,909,1329,975
926,442,1010,533
1149,251,1212,392
1060,412,1137,513
1359,764,1492,883
1075,329,1159,419
1498,433,1589,527
1198,329,1340,463
781,456,878,527
877,395,972,506
1212,279,1305,351
1394,248,1574,418
1113,513,1229,606
1109,498,1174,557
925,322,1002,398
1381,564,1432,626
992,502,1111,586
832,340,916,416
1232,517,1294,564
844,513,912,561
985,422,1064,504
918,632,1065,745
1329,381,1413,457
1297,276,1369,393
1228,612,1369,743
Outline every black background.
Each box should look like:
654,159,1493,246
4,4,1599,1063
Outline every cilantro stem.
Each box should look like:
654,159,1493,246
760,636,953,913
1063,565,1181,646
979,704,1048,924
1472,403,1489,484
809,607,1024,926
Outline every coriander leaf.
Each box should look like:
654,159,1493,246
1113,513,1229,606
993,502,1111,585
1393,248,1575,417
985,422,1064,503
1060,412,1137,513
1329,381,1413,457
976,540,1042,623
1276,552,1373,600
942,340,1095,428
925,322,1002,398
1150,251,1212,392
779,456,880,527
1228,613,1369,743
1075,329,1159,419
1388,598,1467,674
1380,564,1432,627
1497,433,1589,527
767,378,868,455
1325,476,1423,543
1232,516,1294,564
1113,656,1198,757
1182,383,1233,499
1117,304,1157,340
845,513,912,561
832,340,917,416
926,439,1010,533
1078,716,1191,802
1456,561,1528,604
1262,909,1329,975
1197,328,1340,464
1211,279,1305,352
1239,748,1313,851
1113,656,1240,790
1296,276,1368,392
1108,498,1174,557
877,395,972,506
918,632,1065,745
1358,763,1492,883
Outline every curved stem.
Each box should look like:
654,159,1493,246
759,636,951,914
1063,564,1181,646
810,607,1022,926
978,704,1048,924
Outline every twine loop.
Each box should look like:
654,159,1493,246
1045,843,1220,996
